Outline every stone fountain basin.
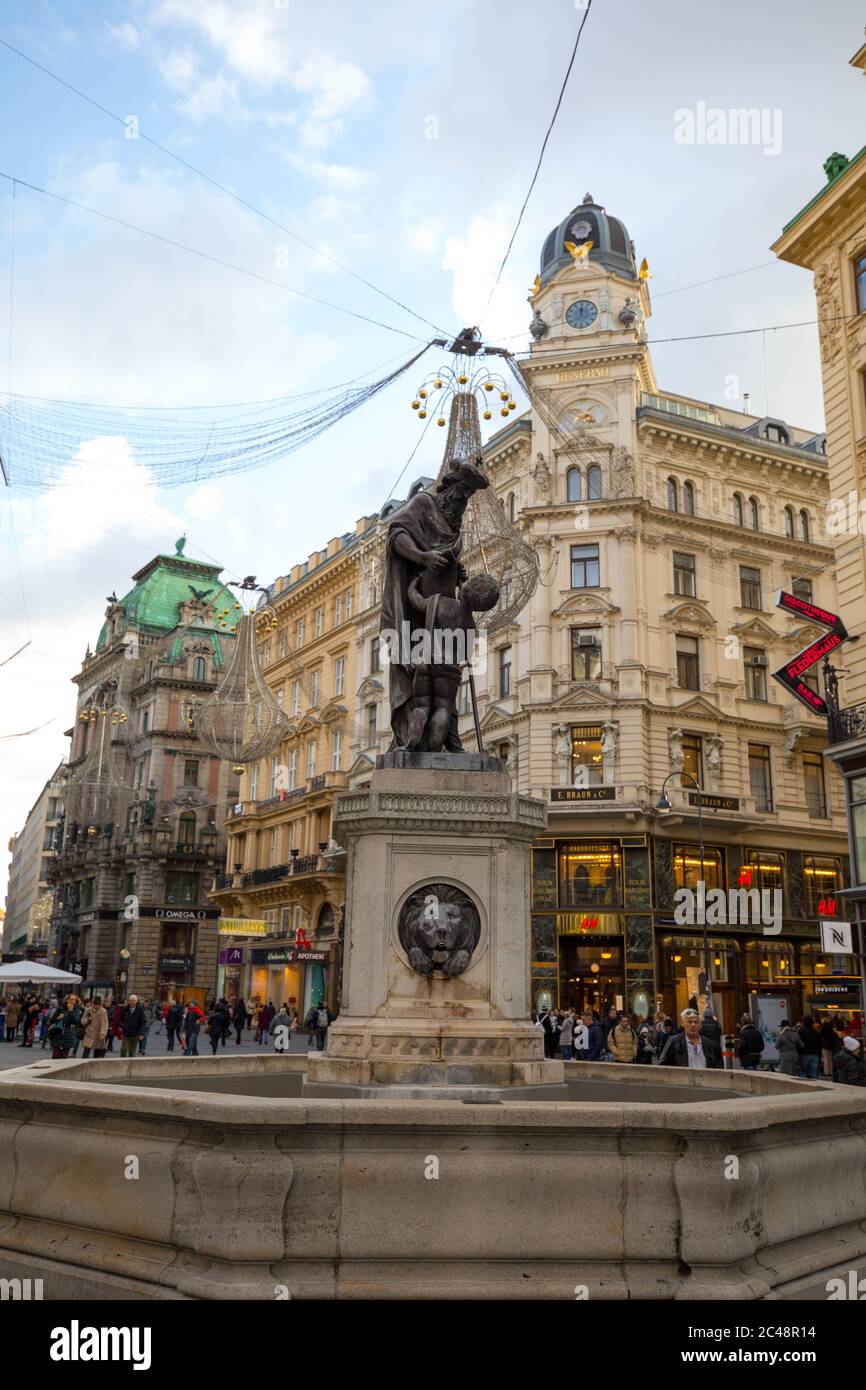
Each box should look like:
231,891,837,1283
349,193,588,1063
0,1054,864,1302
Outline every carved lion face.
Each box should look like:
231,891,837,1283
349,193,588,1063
398,882,481,978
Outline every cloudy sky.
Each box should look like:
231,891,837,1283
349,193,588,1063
0,0,864,901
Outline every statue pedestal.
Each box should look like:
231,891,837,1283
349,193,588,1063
306,766,562,1089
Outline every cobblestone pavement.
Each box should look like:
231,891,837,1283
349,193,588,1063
0,1026,316,1070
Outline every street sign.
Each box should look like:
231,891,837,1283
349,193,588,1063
820,920,854,954
772,590,849,715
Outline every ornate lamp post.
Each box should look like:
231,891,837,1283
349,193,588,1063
655,770,711,1015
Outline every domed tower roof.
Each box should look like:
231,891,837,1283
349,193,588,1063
540,193,636,286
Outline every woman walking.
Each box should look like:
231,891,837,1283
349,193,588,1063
47,994,82,1060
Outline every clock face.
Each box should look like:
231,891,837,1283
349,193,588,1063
566,299,598,330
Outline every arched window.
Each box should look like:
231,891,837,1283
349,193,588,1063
587,464,602,500
784,505,795,538
192,656,206,681
800,509,810,541
749,496,760,531
508,492,516,522
683,481,695,516
178,812,196,846
732,493,744,526
667,477,679,512
567,468,582,502
316,902,335,939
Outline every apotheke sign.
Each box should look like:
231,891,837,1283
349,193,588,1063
250,947,327,965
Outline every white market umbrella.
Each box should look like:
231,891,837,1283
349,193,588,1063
0,962,82,985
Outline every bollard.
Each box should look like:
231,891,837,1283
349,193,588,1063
723,1033,734,1070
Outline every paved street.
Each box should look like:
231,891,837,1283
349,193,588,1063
0,1026,315,1071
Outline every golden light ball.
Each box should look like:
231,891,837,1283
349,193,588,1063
418,389,427,399
232,763,245,777
500,392,509,401
418,410,427,418
457,374,468,384
411,400,420,410
500,407,509,416
434,379,443,388
484,382,494,392
437,417,445,426
483,410,492,420
508,401,517,411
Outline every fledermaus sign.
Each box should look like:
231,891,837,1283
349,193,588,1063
772,591,849,716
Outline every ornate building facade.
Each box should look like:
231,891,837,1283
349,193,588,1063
772,30,866,999
3,763,65,960
210,516,379,1014
49,540,240,1006
349,195,853,1035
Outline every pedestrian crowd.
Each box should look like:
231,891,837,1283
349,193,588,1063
533,1003,866,1083
0,992,337,1059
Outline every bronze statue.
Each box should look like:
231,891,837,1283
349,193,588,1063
380,457,491,751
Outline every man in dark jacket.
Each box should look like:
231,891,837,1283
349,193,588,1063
701,1009,723,1048
232,997,248,1045
575,1010,605,1061
798,1014,822,1080
120,995,146,1059
164,998,182,1051
737,1014,764,1070
659,1009,722,1069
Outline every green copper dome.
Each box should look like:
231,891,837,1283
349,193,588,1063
96,537,237,655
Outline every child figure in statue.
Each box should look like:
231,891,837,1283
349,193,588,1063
405,571,499,751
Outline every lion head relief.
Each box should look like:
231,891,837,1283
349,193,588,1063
398,882,481,978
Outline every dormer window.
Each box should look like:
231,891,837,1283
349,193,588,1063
764,422,789,445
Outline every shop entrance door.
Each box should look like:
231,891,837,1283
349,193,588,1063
559,937,624,1016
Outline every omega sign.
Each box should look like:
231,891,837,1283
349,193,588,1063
154,907,209,921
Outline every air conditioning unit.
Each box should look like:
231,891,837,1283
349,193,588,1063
747,654,769,667
577,634,600,647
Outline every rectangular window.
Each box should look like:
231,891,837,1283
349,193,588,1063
270,756,279,798
366,702,377,746
291,680,301,717
674,844,723,892
296,618,304,646
458,675,472,715
792,576,813,602
141,706,151,733
748,743,773,812
275,685,284,707
856,251,866,314
370,637,381,675
345,589,353,619
673,551,696,598
803,854,844,915
742,849,785,902
250,764,258,801
307,741,317,779
850,776,866,884
268,828,277,866
682,733,703,787
739,565,762,610
287,749,297,791
310,670,319,707
315,607,323,638
744,647,768,701
335,594,343,626
676,634,700,690
571,725,603,786
570,627,602,680
570,543,600,589
331,729,342,771
278,632,287,659
165,872,199,905
499,646,512,697
803,751,827,818
183,759,199,787
558,841,623,909
334,656,345,697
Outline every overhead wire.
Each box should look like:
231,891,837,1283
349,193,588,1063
0,36,454,339
486,0,593,310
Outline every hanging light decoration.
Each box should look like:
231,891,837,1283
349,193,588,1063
192,580,291,771
408,360,539,630
65,680,132,829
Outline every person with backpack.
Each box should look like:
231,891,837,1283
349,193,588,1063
311,999,332,1051
737,1013,764,1071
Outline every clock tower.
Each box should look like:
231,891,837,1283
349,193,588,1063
525,192,656,460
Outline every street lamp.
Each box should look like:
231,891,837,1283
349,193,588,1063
655,770,711,1015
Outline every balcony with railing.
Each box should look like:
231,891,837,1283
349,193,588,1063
829,702,866,747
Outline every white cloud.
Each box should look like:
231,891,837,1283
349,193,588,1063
283,153,370,192
105,22,141,50
406,224,437,254
186,484,224,519
442,216,527,345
